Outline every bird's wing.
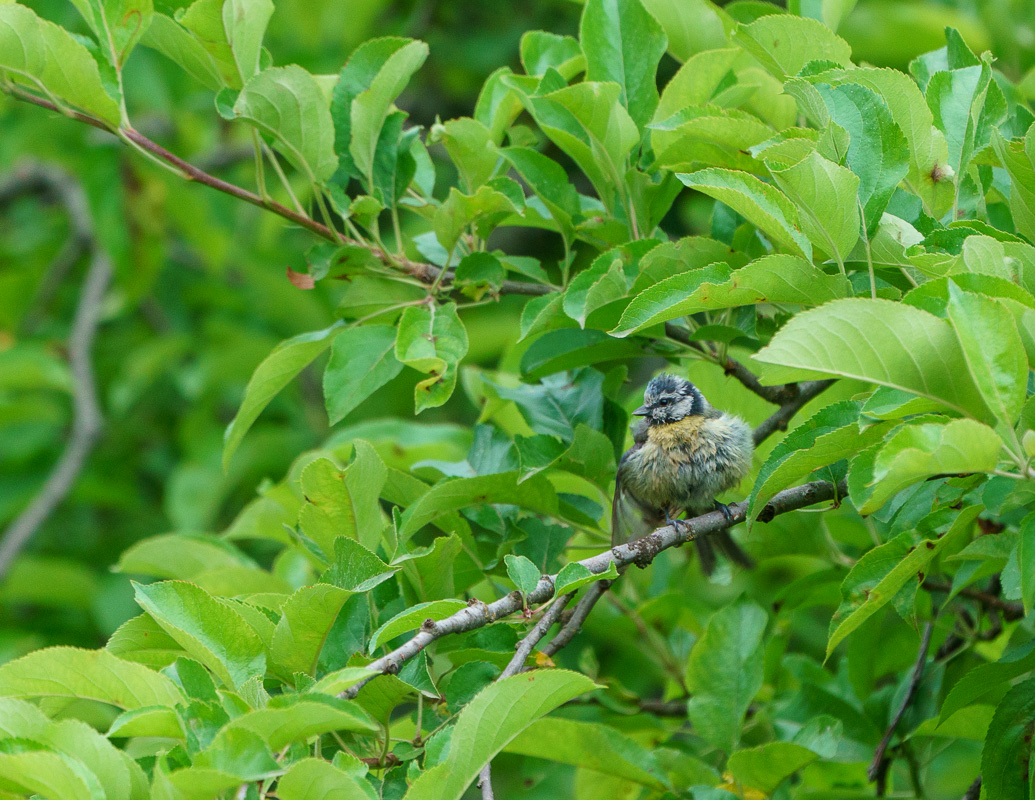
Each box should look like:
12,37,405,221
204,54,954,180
611,443,656,546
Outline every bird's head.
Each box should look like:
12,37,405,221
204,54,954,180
633,374,707,425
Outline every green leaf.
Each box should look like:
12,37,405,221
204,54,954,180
748,401,888,521
0,646,182,709
226,695,377,748
686,602,767,753
500,147,580,247
1021,514,1035,615
0,749,100,800
579,0,667,128
827,507,980,657
992,126,1035,245
654,48,740,122
395,303,469,413
298,446,387,554
396,533,465,601
132,580,266,689
520,329,642,380
940,639,1035,723
115,533,252,580
0,3,121,125
733,14,851,80
270,584,353,679
520,31,583,78
322,536,398,592
927,59,1002,178
505,554,542,596
640,0,731,62
612,254,848,337
398,472,559,541
981,678,1035,800
506,718,669,789
349,39,429,187
67,0,153,69
727,742,819,794
520,81,639,212
433,186,519,253
812,82,910,232
233,65,338,182
946,284,1027,427
808,67,953,218
454,252,506,301
677,169,813,259
223,322,343,469
323,325,403,425
179,0,273,87
554,560,619,596
767,150,860,262
141,13,223,90
310,667,380,697
752,298,993,422
788,0,857,31
404,670,598,800
277,758,372,800
849,420,1002,514
431,117,498,192
369,600,467,652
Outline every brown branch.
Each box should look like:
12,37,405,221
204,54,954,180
753,379,835,446
868,622,934,793
342,478,841,700
921,580,1024,622
3,84,549,298
540,579,612,658
0,165,109,581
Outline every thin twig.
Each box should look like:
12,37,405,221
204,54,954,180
540,579,612,657
922,580,1024,622
0,165,94,333
3,85,547,297
868,622,934,793
0,167,109,580
341,479,842,700
753,380,835,446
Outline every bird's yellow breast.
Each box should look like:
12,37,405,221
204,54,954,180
646,415,708,452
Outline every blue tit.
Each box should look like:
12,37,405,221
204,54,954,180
612,373,754,575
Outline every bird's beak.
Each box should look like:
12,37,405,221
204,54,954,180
632,405,650,416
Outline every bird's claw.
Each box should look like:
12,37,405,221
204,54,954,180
714,501,735,523
665,512,691,535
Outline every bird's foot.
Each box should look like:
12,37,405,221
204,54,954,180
665,511,691,535
714,501,736,524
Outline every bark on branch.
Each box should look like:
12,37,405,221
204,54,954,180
343,478,842,699
0,165,110,580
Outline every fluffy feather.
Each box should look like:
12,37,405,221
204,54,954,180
613,374,754,574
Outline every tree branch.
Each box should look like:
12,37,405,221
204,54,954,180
753,379,835,446
540,579,612,658
922,580,1024,622
868,622,934,793
343,478,842,700
0,165,110,581
3,84,551,298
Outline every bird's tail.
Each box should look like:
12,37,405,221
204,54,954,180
696,531,754,576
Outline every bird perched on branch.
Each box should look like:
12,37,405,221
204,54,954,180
612,374,754,575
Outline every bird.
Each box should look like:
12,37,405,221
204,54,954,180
612,373,754,575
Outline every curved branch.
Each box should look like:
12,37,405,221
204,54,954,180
4,84,550,298
0,165,109,580
343,478,842,699
753,379,835,446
